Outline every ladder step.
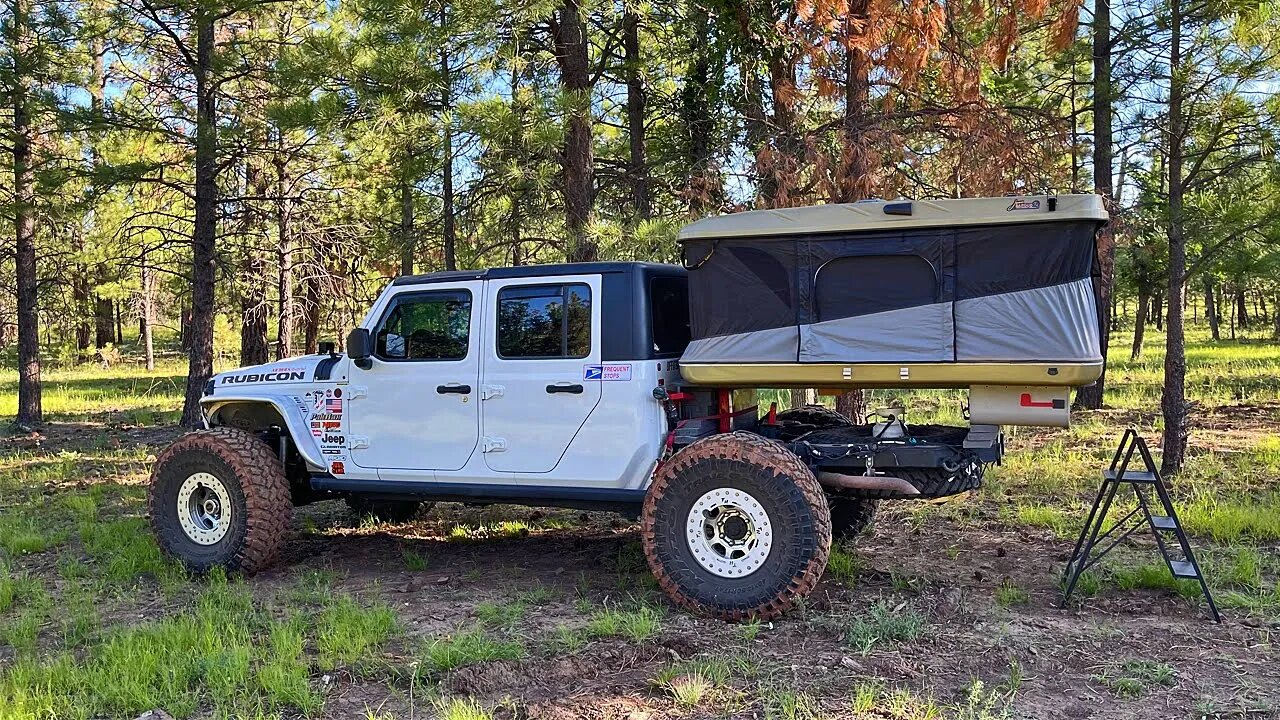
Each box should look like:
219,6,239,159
1150,516,1177,530
1169,560,1199,579
1103,469,1159,483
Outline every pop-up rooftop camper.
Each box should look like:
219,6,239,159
677,194,1108,427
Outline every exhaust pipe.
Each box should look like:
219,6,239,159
817,471,920,496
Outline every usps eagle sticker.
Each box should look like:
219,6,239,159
584,364,632,381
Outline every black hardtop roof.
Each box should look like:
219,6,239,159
391,261,684,287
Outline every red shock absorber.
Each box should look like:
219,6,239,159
717,388,732,434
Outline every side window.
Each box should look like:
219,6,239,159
815,255,939,320
497,283,591,359
649,276,690,356
375,290,471,361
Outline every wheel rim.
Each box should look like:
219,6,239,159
177,472,233,545
686,487,773,578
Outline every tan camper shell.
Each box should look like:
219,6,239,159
676,194,1108,401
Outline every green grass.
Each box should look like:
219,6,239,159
419,629,526,673
474,599,527,629
1109,561,1203,599
402,549,429,571
844,600,925,654
1094,659,1176,699
0,360,194,424
315,595,397,670
651,659,732,709
994,580,1030,606
435,697,492,720
0,573,406,719
0,577,324,719
826,545,861,583
584,605,664,642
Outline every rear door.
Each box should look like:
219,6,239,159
481,275,602,473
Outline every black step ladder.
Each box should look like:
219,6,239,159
1061,428,1221,622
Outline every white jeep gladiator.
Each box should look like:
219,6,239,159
150,195,1106,619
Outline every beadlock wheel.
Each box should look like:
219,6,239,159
177,472,233,545
686,487,773,578
148,426,292,574
642,431,831,621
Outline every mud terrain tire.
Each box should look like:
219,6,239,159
149,427,291,574
642,432,831,621
346,497,433,523
776,405,852,428
828,495,879,539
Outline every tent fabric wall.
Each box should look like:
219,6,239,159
800,303,954,362
681,219,1102,367
954,278,1101,362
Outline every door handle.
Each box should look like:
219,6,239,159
546,383,584,394
437,384,472,394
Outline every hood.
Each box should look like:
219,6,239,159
213,355,331,388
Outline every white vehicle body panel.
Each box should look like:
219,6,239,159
346,280,485,472
479,273,603,474
205,271,674,496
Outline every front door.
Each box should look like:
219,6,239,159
482,275,602,473
348,282,482,471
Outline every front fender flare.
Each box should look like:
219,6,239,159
202,394,328,470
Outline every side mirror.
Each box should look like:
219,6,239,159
347,328,373,370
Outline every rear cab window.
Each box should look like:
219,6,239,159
649,276,690,357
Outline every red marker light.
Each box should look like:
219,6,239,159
330,461,345,475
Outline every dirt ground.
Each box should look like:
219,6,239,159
3,416,1278,720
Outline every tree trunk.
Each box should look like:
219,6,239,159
240,163,270,367
1131,288,1149,359
680,4,715,214
1151,293,1163,331
180,304,192,352
1203,276,1219,340
788,389,815,410
555,0,596,262
835,391,867,421
1076,0,1115,411
399,176,414,275
275,155,294,359
623,9,650,223
836,0,872,203
303,259,321,354
94,294,114,347
141,261,155,371
1161,0,1189,475
1234,287,1249,329
181,9,219,429
440,8,458,271
509,36,526,266
115,301,123,344
11,0,41,424
1273,294,1280,338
